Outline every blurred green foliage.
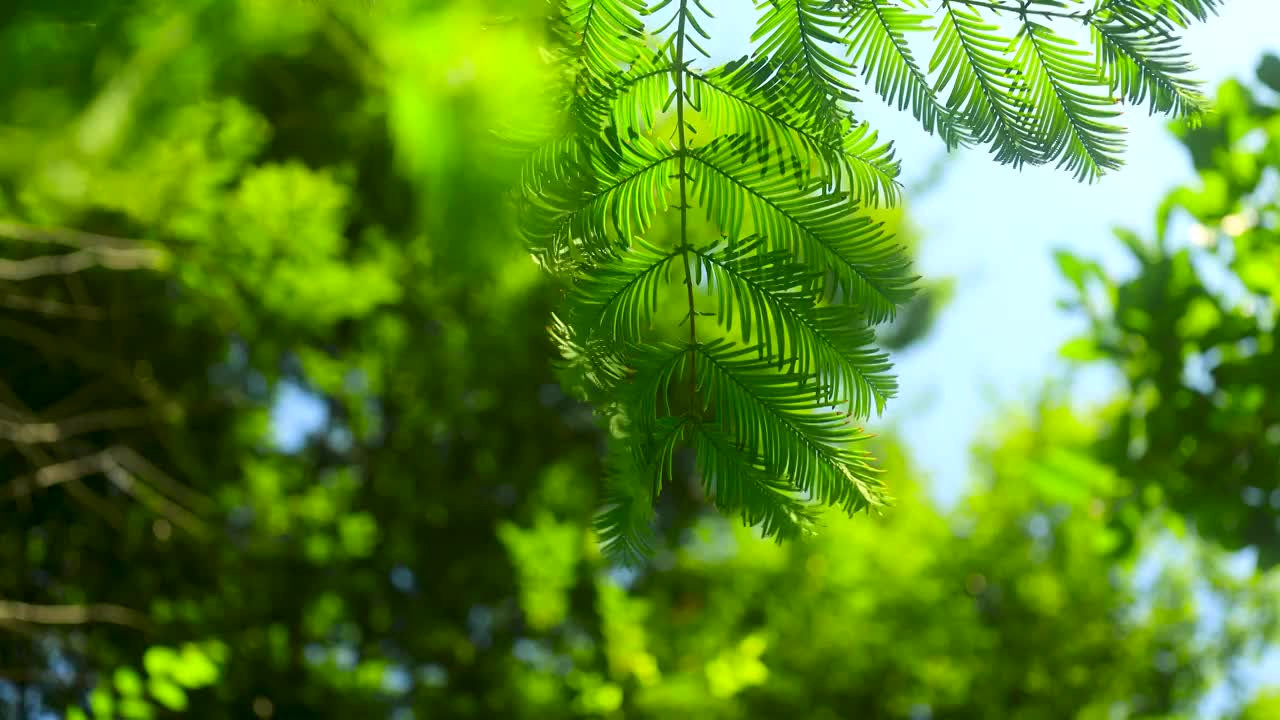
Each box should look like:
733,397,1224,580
1057,53,1280,569
0,2,1275,719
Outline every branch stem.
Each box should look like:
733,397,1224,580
674,0,699,418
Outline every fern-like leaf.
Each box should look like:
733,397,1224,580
693,57,903,204
845,0,964,145
753,0,861,129
931,2,1043,167
692,340,885,513
694,424,822,540
691,135,915,323
1015,20,1125,180
1090,2,1207,115
693,240,897,417
519,0,1227,562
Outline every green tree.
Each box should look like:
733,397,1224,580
494,399,1272,719
1056,53,1280,568
0,1,608,717
1,2,1274,720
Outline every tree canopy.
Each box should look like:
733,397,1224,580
0,1,1277,719
1057,53,1280,569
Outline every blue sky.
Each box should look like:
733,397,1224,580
794,2,1280,504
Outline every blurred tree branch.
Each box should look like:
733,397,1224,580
4,445,210,536
0,247,165,281
5,447,121,498
0,409,152,444
0,599,150,632
0,293,103,319
0,221,145,250
0,221,167,280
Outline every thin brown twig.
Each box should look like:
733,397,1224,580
1,380,210,525
0,293,104,319
0,394,123,526
0,408,153,444
112,445,215,515
36,379,114,421
944,0,1088,22
63,480,127,531
0,246,165,281
0,599,151,632
5,445,209,535
0,221,142,250
102,461,208,537
5,448,118,498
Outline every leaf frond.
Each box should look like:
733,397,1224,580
694,423,822,541
930,3,1044,167
520,134,677,266
1090,3,1207,116
693,339,886,513
693,240,897,417
845,0,966,146
752,0,861,128
694,57,903,204
522,0,1226,561
1015,20,1126,181
691,134,916,323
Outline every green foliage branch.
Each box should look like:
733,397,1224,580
1056,53,1280,567
518,0,1225,562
